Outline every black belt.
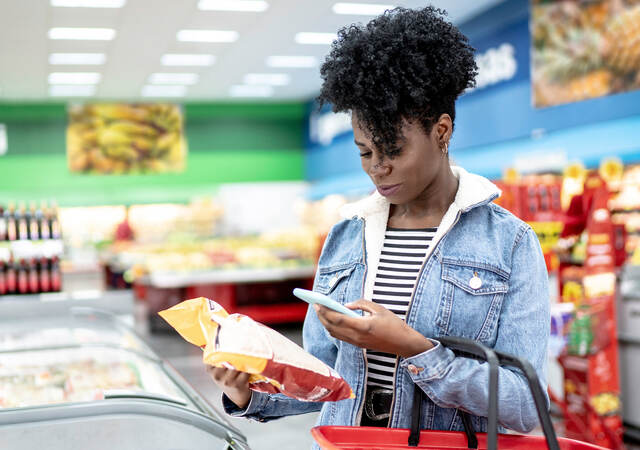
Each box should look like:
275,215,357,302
364,386,393,422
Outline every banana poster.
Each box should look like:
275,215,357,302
67,104,187,174
531,0,640,108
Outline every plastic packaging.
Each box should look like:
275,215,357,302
159,297,354,402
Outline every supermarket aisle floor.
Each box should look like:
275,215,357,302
144,324,319,450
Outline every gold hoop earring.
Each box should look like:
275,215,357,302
442,143,448,155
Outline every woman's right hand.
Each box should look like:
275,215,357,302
206,366,252,409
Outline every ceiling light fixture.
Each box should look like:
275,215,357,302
294,32,337,45
149,73,199,85
49,53,106,65
229,85,274,97
48,27,116,40
198,0,268,12
161,54,216,66
48,72,101,84
332,2,395,15
243,73,290,86
141,85,187,97
266,56,317,68
49,85,96,97
50,0,126,7
177,29,239,43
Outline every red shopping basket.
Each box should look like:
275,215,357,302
311,426,606,449
311,337,609,450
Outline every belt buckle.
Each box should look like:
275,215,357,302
364,387,393,421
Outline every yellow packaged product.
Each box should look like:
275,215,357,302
159,297,354,402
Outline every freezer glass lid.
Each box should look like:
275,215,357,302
0,346,191,409
0,309,153,356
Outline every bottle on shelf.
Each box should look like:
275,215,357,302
6,257,17,294
0,248,9,295
6,202,17,241
17,202,29,241
50,201,61,240
17,257,28,294
39,255,51,292
29,201,40,240
28,250,39,294
38,201,50,240
50,256,61,292
0,259,6,295
0,206,6,241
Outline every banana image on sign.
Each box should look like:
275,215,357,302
67,103,187,174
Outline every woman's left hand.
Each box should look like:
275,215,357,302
314,299,433,358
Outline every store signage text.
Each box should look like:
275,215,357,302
469,43,518,92
309,111,352,146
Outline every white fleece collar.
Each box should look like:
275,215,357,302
339,166,501,301
339,166,500,220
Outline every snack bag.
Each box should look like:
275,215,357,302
159,297,354,402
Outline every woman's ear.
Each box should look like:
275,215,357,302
435,114,453,144
436,114,453,144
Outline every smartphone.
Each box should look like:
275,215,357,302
293,288,360,318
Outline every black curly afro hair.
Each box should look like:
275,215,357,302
318,6,477,158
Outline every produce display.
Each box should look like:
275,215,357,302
0,347,181,409
532,0,640,107
67,104,186,174
105,228,320,281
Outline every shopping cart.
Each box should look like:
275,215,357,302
311,336,608,450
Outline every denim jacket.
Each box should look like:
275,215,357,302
223,166,550,443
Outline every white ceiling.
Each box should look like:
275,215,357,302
0,0,504,101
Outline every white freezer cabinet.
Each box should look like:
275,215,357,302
0,306,249,450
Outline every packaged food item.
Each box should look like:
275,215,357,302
159,297,354,402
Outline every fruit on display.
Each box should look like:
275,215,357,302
532,0,640,107
67,103,186,174
104,227,321,280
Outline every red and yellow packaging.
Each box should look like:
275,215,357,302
159,297,354,402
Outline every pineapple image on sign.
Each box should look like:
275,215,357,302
67,103,187,174
531,0,640,108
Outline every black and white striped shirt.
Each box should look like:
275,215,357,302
366,227,437,389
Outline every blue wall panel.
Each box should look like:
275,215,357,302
305,0,640,198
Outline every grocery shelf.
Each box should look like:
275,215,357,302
145,266,316,288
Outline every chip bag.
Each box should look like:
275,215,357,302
159,297,354,402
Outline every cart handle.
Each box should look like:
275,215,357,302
407,337,560,450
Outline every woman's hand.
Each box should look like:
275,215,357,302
314,299,433,358
206,366,252,409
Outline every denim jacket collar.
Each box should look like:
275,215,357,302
339,166,501,301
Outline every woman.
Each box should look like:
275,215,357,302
209,5,550,438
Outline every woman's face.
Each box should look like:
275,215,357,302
353,114,447,205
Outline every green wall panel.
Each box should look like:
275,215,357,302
3,119,66,154
0,151,303,206
0,102,306,205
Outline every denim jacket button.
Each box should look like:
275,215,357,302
407,364,422,375
469,275,482,290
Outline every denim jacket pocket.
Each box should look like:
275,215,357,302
314,263,357,303
435,262,509,344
